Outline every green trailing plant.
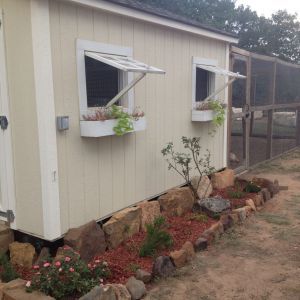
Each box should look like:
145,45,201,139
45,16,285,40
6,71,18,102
0,254,19,282
244,181,262,193
161,136,215,199
195,100,226,135
26,246,110,300
208,100,226,129
139,216,173,257
110,105,134,136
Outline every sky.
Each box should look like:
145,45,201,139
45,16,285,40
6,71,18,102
236,0,300,18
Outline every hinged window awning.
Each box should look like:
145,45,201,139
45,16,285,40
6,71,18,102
85,51,165,74
195,63,246,103
196,64,246,79
85,51,165,107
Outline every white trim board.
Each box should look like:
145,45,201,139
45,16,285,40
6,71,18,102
0,10,17,228
31,0,61,240
65,0,238,44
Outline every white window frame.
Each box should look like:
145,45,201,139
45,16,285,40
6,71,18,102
77,39,134,114
192,57,217,109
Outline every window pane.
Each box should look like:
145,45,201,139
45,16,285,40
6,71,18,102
85,56,119,107
196,68,208,101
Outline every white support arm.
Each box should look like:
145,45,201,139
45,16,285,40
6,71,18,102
202,77,236,102
106,73,146,108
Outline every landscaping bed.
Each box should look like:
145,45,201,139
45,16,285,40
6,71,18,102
92,212,216,284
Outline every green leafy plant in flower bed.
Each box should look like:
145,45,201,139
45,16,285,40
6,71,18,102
139,216,173,257
243,181,261,193
26,246,110,300
0,254,19,282
227,188,245,199
187,213,209,223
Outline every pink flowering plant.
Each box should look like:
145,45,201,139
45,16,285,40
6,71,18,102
26,247,110,299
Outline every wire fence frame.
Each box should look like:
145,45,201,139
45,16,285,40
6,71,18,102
229,46,300,171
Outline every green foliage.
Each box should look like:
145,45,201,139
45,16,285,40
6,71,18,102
227,188,245,199
110,105,134,136
208,100,226,132
161,136,215,199
27,247,110,300
139,216,173,257
139,0,300,64
0,254,19,283
244,181,262,193
188,213,209,223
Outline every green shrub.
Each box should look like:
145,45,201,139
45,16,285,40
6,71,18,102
139,216,173,257
227,188,245,199
244,182,261,193
26,246,110,300
188,213,209,223
0,254,19,282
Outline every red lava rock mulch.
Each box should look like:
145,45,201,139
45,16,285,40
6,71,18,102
93,212,216,284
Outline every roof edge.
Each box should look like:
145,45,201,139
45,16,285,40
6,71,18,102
63,0,239,44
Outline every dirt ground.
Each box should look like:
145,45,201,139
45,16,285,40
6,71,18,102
145,149,300,300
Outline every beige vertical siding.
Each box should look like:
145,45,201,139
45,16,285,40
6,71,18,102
49,1,228,234
1,0,44,236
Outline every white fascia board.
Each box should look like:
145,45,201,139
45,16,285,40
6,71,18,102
31,0,61,240
64,0,238,44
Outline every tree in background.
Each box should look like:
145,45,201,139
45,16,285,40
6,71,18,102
139,0,300,64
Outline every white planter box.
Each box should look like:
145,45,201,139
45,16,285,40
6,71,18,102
192,110,215,122
80,117,146,137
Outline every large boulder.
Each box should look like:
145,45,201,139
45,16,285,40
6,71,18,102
196,197,231,217
106,284,131,300
0,279,54,300
136,269,152,283
64,220,107,262
0,223,14,255
125,277,146,300
211,168,235,189
152,256,176,278
79,285,116,300
191,175,212,199
9,242,36,268
158,187,195,216
169,249,187,268
103,207,141,249
137,200,161,231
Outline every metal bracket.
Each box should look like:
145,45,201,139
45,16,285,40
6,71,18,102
0,115,8,130
0,209,15,223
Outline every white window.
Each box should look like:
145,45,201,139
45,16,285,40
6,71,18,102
77,39,164,115
192,57,246,108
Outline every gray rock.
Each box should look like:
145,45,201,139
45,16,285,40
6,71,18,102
125,277,146,300
194,237,208,251
136,269,152,283
152,256,175,278
79,285,116,300
196,197,231,216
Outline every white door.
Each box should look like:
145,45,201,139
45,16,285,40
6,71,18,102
0,10,16,226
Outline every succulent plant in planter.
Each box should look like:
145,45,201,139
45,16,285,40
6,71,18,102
82,105,145,136
194,100,226,132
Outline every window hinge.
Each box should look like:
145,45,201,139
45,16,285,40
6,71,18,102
0,209,15,223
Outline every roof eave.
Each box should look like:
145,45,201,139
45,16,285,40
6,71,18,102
63,0,239,44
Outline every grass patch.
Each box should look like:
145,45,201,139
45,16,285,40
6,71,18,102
257,213,291,225
273,228,300,242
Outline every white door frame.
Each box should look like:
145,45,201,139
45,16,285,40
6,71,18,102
0,9,16,227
